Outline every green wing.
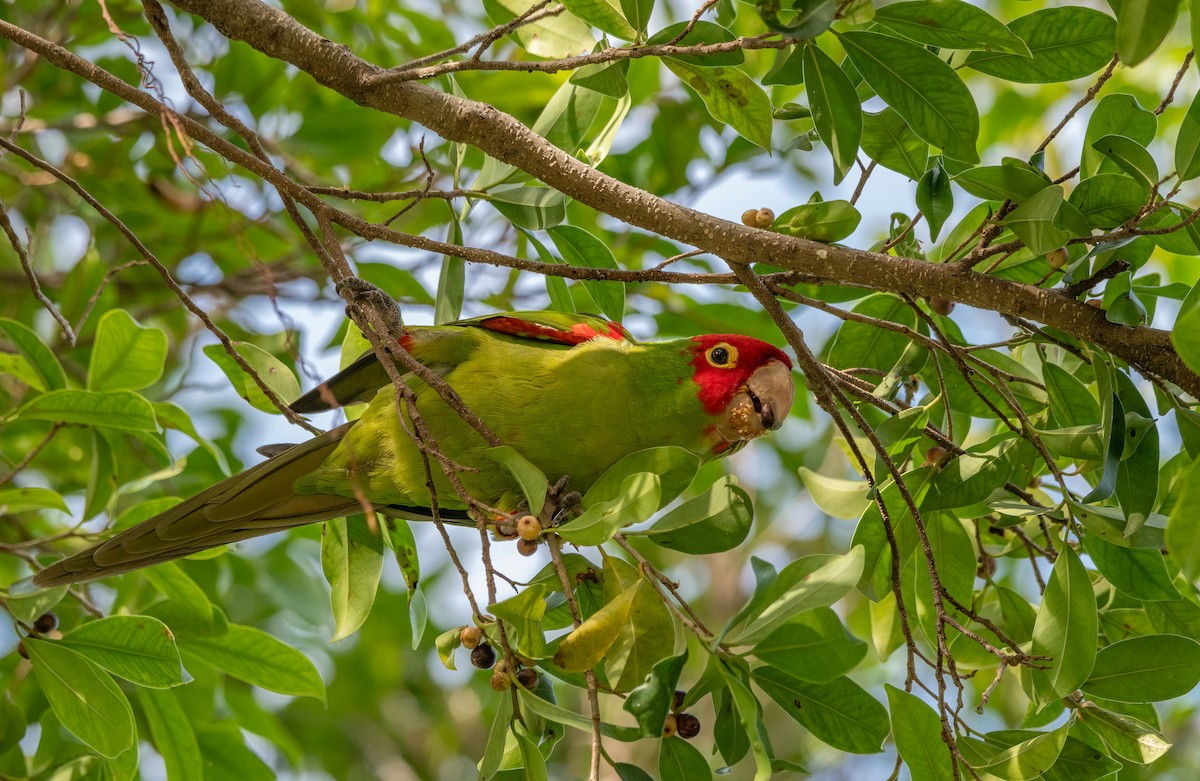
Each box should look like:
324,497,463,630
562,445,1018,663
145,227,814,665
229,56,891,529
291,311,632,413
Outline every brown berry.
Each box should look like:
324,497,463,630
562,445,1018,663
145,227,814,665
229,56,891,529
33,612,58,634
460,626,483,650
1047,247,1069,270
928,297,955,316
1087,299,1103,308
471,642,496,669
740,209,759,226
676,713,701,739
662,713,678,738
490,670,512,691
516,515,542,541
672,689,686,711
755,208,775,228
516,668,539,690
517,537,539,557
977,556,997,580
923,446,948,468
17,642,28,660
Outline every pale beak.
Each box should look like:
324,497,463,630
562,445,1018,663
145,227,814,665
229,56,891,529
716,359,795,442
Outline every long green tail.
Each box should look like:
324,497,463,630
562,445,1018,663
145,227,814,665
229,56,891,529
33,424,360,587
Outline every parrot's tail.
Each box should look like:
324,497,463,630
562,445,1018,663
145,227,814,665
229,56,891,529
33,423,361,588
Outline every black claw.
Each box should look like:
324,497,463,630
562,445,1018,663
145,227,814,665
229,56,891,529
552,475,572,495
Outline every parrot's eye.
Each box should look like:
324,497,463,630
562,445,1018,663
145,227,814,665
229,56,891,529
706,343,738,368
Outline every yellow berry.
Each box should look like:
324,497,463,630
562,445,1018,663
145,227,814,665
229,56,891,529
516,515,541,541
740,209,759,226
490,670,511,691
755,208,775,227
1047,247,1069,270
460,626,483,650
662,713,678,738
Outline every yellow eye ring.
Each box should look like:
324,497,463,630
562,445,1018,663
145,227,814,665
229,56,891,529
706,343,738,368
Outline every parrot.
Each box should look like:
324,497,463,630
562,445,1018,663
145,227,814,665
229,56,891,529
33,310,795,587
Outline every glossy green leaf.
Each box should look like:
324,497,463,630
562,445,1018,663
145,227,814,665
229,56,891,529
1002,185,1072,256
553,584,637,671
755,0,836,38
1082,634,1200,702
558,472,660,545
798,468,870,519
803,43,861,185
485,445,549,517
664,61,773,150
916,159,953,240
87,309,167,392
753,607,867,683
547,225,625,322
953,165,1050,203
1091,135,1158,190
978,727,1069,781
644,474,752,554
1082,535,1178,601
1176,91,1200,182
623,650,687,737
1040,735,1122,781
861,108,928,180
1075,704,1171,764
841,30,979,163
729,546,864,644
718,659,772,781
582,446,699,510
965,8,1116,83
659,736,711,781
322,514,385,642
487,185,567,230
202,341,300,415
561,0,638,40
826,294,916,373
138,688,202,781
485,0,593,58
1031,546,1097,705
1082,94,1156,179
1115,0,1181,66
16,388,158,431
60,615,185,688
181,624,325,700
645,22,742,66
874,0,1029,54
757,668,888,754
0,317,66,392
25,639,135,759
773,198,861,242
0,486,69,514
886,684,954,780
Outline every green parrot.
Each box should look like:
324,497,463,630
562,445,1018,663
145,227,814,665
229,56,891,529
33,310,794,587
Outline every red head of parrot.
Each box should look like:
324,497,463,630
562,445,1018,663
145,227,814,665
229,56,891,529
688,334,795,445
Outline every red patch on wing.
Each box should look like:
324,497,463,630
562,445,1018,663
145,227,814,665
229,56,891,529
398,332,414,351
689,334,792,414
478,316,629,346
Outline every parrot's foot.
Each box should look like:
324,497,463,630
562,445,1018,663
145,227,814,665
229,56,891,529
337,277,404,335
543,475,582,527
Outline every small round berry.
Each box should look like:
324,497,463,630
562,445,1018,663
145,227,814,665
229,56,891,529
471,642,496,669
672,689,686,711
17,642,28,660
740,209,759,227
1087,299,1103,308
516,668,539,690
460,626,483,650
33,612,58,634
490,670,512,691
977,556,997,580
1047,247,1069,270
923,446,948,468
755,208,775,228
676,713,701,739
516,515,542,541
662,713,678,738
928,297,955,316
517,538,539,557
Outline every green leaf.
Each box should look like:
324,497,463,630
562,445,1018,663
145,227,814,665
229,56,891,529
803,42,862,185
1031,546,1098,705
827,294,917,373
0,316,66,391
558,472,661,545
1082,634,1200,702
25,639,136,759
718,659,772,781
753,607,867,683
1115,0,1181,66
553,584,637,671
547,225,625,322
916,159,953,241
953,165,1050,204
754,0,836,38
886,684,954,780
755,667,888,754
965,8,1116,83
644,474,752,554
977,727,1069,781
137,688,202,781
623,650,687,737
1040,735,1122,781
5,578,67,624
155,401,230,475
384,516,420,597
487,185,567,230
1082,535,1178,602
1168,458,1200,580
1082,94,1156,179
664,60,774,150
1075,704,1171,764
1176,92,1200,182
659,736,711,781
729,546,864,644
144,562,216,629
491,584,548,660
861,109,928,180
485,446,550,517
202,341,300,414
516,682,643,741
840,30,979,163
644,21,742,66
798,468,870,518
0,486,69,514
561,0,637,40
322,515,385,642
582,446,699,510
484,0,593,58
1090,135,1158,190
922,452,1013,511
1002,185,1072,256
87,309,167,392
773,199,861,242
874,0,1030,54
1043,364,1100,427
60,615,185,689
434,255,464,326
180,624,325,700
570,50,630,98
16,389,158,431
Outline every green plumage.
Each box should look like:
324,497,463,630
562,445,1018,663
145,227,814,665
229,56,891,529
33,312,737,586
